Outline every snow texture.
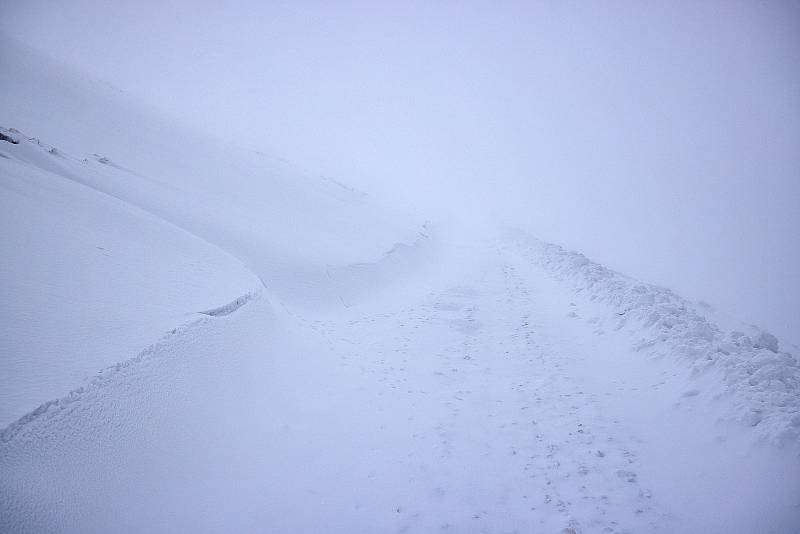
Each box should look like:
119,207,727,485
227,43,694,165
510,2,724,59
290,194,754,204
510,231,800,446
1,33,799,534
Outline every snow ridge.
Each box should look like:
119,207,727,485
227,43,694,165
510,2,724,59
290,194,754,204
0,320,203,444
512,232,800,445
198,291,258,317
0,290,264,444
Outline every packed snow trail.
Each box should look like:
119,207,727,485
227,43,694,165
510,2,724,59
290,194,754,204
1,233,799,533
310,244,672,532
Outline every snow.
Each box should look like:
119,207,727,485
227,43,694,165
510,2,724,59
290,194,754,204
0,127,260,425
2,33,800,534
509,231,800,446
0,33,419,427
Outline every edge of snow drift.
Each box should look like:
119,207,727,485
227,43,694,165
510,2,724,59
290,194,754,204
0,289,264,444
510,230,800,446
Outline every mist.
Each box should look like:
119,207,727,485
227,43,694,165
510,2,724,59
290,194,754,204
2,0,798,341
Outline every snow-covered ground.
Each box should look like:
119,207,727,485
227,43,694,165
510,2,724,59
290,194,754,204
1,35,799,533
0,34,417,427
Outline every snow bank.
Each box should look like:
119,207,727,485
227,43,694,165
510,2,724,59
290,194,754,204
511,231,800,445
0,34,423,426
0,127,264,425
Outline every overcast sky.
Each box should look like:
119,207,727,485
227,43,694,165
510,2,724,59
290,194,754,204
2,1,799,341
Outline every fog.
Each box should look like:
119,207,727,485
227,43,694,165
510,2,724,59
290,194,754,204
2,1,798,342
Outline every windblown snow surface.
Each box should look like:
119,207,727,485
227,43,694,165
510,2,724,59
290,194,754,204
2,35,800,534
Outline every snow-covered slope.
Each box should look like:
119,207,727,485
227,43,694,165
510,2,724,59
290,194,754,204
0,35,418,263
1,33,799,534
0,129,259,425
0,35,423,426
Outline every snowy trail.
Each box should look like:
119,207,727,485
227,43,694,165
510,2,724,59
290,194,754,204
306,240,672,533
2,234,798,533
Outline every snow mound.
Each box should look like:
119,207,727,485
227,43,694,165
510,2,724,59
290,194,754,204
512,231,800,445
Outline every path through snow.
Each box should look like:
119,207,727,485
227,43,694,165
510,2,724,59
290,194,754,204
1,233,798,533
311,242,672,532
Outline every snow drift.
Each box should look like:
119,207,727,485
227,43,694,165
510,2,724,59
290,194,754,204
510,230,800,445
0,34,424,426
